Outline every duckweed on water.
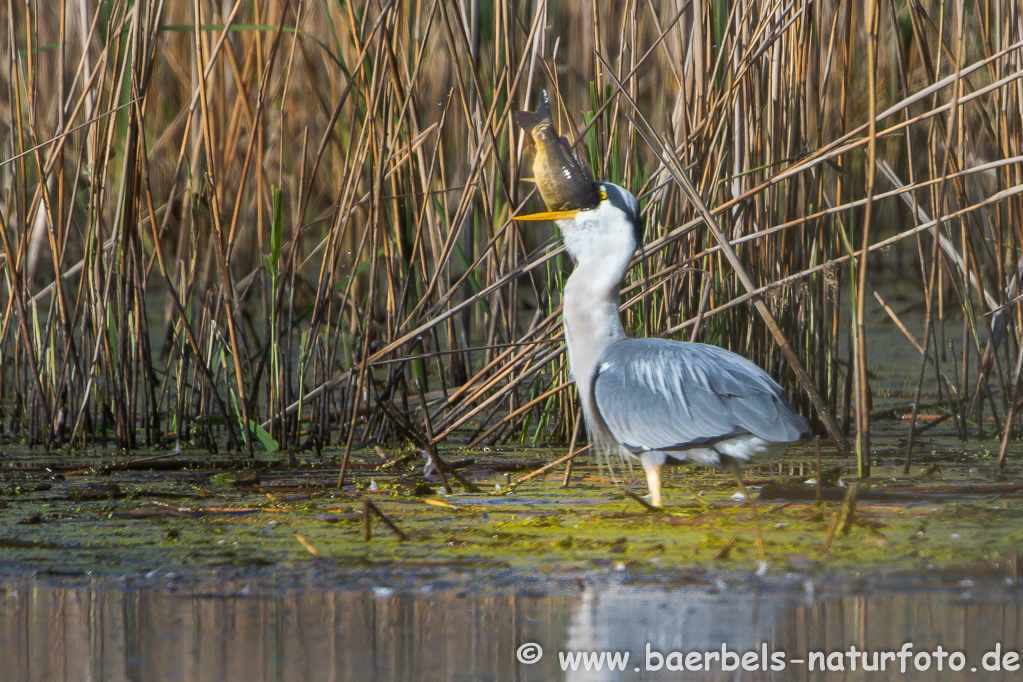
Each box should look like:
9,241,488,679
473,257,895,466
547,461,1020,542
1,442,1021,583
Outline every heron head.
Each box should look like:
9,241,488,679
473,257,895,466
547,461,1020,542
515,182,643,264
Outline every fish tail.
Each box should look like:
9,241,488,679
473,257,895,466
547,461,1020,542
536,89,552,119
513,89,555,134
513,110,543,132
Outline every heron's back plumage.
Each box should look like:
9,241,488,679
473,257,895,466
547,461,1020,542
592,338,808,465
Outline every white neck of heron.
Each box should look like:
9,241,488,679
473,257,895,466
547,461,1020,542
557,213,636,408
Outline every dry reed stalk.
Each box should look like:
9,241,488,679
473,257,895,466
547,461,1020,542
1,0,1022,471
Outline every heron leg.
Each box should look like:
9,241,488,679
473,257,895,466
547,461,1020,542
639,452,665,508
726,459,766,561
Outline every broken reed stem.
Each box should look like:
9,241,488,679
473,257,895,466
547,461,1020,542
712,537,739,561
378,448,420,469
839,482,861,535
362,497,408,541
515,413,589,488
814,436,822,507
428,445,483,494
561,456,575,488
622,488,662,513
821,482,861,553
411,379,482,493
408,378,451,494
512,445,588,485
561,411,583,488
821,508,843,555
295,533,322,558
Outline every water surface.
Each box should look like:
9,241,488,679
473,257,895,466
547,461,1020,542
3,573,1020,681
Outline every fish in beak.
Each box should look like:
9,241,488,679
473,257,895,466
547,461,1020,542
513,90,599,219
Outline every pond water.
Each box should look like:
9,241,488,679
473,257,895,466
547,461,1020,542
2,573,1021,681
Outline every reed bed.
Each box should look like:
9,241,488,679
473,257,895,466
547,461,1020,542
1,0,1022,475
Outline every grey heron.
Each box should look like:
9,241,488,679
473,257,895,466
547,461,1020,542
514,94,809,553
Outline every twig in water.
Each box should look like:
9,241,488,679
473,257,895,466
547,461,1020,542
839,482,861,535
295,533,322,558
514,444,590,486
815,437,822,507
821,508,843,554
561,412,582,489
713,537,739,560
363,497,408,541
378,448,419,469
821,482,860,553
622,488,662,513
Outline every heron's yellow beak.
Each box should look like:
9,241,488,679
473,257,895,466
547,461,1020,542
513,209,581,221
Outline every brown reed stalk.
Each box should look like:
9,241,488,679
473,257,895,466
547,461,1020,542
853,0,880,477
1,0,1023,469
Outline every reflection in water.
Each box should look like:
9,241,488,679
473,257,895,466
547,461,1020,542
1,575,1020,681
565,581,1023,681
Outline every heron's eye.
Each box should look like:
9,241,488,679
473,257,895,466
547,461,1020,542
599,187,608,201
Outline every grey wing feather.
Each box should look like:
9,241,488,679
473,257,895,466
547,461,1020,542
592,338,809,453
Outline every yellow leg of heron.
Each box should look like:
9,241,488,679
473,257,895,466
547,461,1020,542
644,462,663,508
727,460,766,561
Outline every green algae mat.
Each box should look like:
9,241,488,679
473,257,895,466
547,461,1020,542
1,440,1021,581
